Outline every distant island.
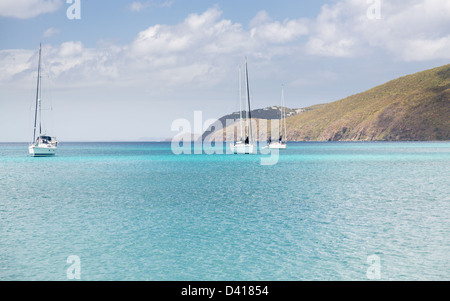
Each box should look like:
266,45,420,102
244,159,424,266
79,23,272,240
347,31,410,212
204,64,450,142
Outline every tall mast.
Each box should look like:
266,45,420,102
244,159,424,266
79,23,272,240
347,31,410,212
33,43,42,143
245,57,252,143
282,85,287,142
39,53,42,137
279,86,283,139
239,66,243,141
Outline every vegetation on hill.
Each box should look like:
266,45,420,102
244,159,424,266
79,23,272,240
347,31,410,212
286,64,450,141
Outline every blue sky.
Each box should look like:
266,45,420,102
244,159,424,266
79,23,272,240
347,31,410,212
1,0,449,141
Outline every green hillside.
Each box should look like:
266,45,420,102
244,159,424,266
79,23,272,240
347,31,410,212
287,64,450,141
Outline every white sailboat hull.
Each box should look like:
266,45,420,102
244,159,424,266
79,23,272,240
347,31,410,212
29,144,57,156
230,142,256,154
267,142,287,149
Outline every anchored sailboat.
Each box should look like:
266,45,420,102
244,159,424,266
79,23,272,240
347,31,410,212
29,44,58,157
231,58,256,154
267,86,287,149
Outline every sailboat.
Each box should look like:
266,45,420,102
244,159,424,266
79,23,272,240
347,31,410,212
29,44,58,157
267,86,287,149
230,58,256,154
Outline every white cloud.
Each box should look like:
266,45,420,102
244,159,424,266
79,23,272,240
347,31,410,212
43,27,60,38
0,7,305,90
363,0,450,61
306,0,450,60
0,0,61,19
124,7,310,86
0,43,120,89
129,2,147,12
250,18,308,44
0,49,34,82
184,7,223,30
128,0,174,12
44,42,120,86
306,37,356,57
305,2,362,57
124,8,246,87
249,10,272,28
131,24,191,55
129,8,241,59
1,2,449,92
398,37,450,61
158,0,174,8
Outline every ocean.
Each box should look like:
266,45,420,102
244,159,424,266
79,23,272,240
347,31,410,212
0,142,449,280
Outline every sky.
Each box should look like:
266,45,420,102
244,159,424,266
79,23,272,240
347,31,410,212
0,0,449,142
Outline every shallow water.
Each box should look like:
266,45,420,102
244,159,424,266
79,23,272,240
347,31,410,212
0,142,449,280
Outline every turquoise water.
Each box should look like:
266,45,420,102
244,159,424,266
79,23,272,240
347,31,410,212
0,142,449,280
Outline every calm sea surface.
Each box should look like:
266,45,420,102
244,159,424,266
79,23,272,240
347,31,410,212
0,142,449,280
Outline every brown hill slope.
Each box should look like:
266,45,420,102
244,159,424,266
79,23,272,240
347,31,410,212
287,64,450,141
